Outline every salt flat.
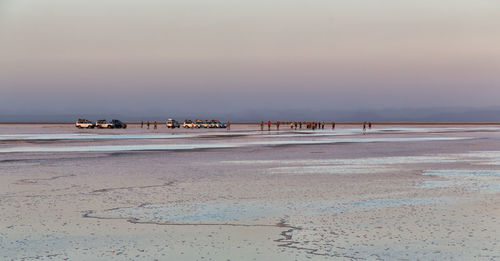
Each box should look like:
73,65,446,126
0,124,499,260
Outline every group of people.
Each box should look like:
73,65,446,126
138,120,373,132
140,121,158,129
259,121,332,131
259,121,373,132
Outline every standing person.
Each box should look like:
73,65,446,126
299,122,302,129
322,122,325,129
268,120,271,131
154,121,157,130
290,122,294,129
276,121,280,131
368,122,372,129
147,121,150,129
363,121,366,134
294,121,298,130
332,122,335,130
141,121,144,128
227,121,231,130
260,121,264,131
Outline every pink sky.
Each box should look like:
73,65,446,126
1,0,499,116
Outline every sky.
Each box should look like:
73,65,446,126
0,0,499,121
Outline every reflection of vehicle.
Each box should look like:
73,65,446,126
166,118,180,128
75,119,94,129
95,119,114,129
111,119,127,129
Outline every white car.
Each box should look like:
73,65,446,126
166,119,180,128
75,119,94,129
194,120,203,128
183,120,196,128
95,120,114,129
201,121,212,128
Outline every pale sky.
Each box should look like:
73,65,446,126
1,0,499,118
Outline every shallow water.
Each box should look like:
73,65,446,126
0,136,470,153
1,124,499,261
90,197,449,224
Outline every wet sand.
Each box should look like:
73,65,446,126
0,124,499,260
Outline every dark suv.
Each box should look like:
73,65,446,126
111,119,127,129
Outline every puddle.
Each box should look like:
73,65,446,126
421,170,500,192
266,165,395,175
423,169,500,177
0,136,469,153
89,198,448,224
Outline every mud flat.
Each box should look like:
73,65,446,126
0,124,499,260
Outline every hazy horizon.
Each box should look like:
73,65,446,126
1,1,499,119
4,107,500,123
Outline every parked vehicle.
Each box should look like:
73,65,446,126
183,120,196,128
216,121,227,128
75,119,94,129
111,119,127,129
201,121,212,128
195,120,203,128
166,118,180,128
95,119,114,129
